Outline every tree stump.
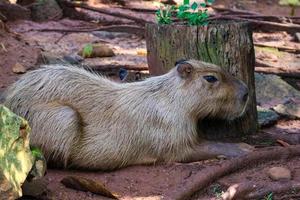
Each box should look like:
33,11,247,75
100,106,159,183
145,21,258,139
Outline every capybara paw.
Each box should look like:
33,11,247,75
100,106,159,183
217,142,254,158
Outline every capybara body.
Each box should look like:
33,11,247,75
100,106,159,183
4,60,249,170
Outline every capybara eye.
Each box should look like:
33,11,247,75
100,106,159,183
203,75,218,83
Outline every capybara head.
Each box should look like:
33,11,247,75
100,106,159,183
173,59,249,120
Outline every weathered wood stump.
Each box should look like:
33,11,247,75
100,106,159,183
145,21,258,139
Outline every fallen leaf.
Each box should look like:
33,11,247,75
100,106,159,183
12,62,26,74
276,139,290,147
136,49,147,56
61,176,118,199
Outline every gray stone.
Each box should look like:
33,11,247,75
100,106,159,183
268,166,291,181
29,0,63,22
255,73,300,107
273,100,300,119
257,106,280,127
22,179,47,197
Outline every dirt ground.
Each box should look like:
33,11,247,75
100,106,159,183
0,0,299,199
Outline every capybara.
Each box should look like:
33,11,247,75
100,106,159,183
4,59,250,170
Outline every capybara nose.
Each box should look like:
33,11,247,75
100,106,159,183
242,91,248,102
236,80,249,103
239,85,249,103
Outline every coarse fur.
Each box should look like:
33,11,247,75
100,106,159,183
4,60,248,170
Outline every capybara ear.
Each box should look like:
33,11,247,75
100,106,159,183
176,61,193,78
175,59,187,66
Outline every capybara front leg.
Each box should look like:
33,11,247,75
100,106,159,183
181,141,254,162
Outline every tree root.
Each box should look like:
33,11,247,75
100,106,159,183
245,181,300,199
208,15,300,32
254,42,300,54
62,0,151,25
163,145,300,200
221,181,300,200
22,25,145,36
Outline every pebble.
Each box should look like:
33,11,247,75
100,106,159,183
267,166,291,181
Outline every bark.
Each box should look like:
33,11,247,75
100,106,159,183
145,21,257,139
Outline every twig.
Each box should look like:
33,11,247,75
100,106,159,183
277,139,291,147
54,32,68,44
208,6,260,15
254,42,300,54
0,42,7,52
163,145,300,200
21,25,145,36
119,7,157,13
208,15,300,32
0,11,6,21
255,66,300,78
210,5,261,15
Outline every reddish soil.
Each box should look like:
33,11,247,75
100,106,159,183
0,24,40,94
0,0,299,199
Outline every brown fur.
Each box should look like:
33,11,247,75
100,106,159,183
4,60,249,170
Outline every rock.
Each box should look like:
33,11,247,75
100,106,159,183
37,52,64,65
268,167,291,181
296,33,300,42
257,106,280,127
255,73,300,107
0,105,34,199
29,0,63,21
273,100,300,119
78,43,115,58
22,179,47,197
12,62,27,74
61,176,118,199
63,54,84,65
27,146,47,181
0,2,31,21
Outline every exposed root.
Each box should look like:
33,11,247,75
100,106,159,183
245,181,300,199
163,145,300,200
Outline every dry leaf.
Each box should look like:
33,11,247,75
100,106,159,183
61,176,118,199
12,62,26,74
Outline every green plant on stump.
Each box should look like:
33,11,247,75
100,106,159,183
156,5,175,24
156,0,215,25
279,0,300,16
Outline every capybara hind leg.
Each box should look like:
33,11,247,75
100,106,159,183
181,141,254,162
28,103,81,167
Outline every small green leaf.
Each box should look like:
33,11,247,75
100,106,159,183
200,2,206,7
31,146,43,158
183,0,190,5
82,44,93,58
191,2,198,10
207,0,215,4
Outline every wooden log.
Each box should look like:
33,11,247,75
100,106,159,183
145,21,257,138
